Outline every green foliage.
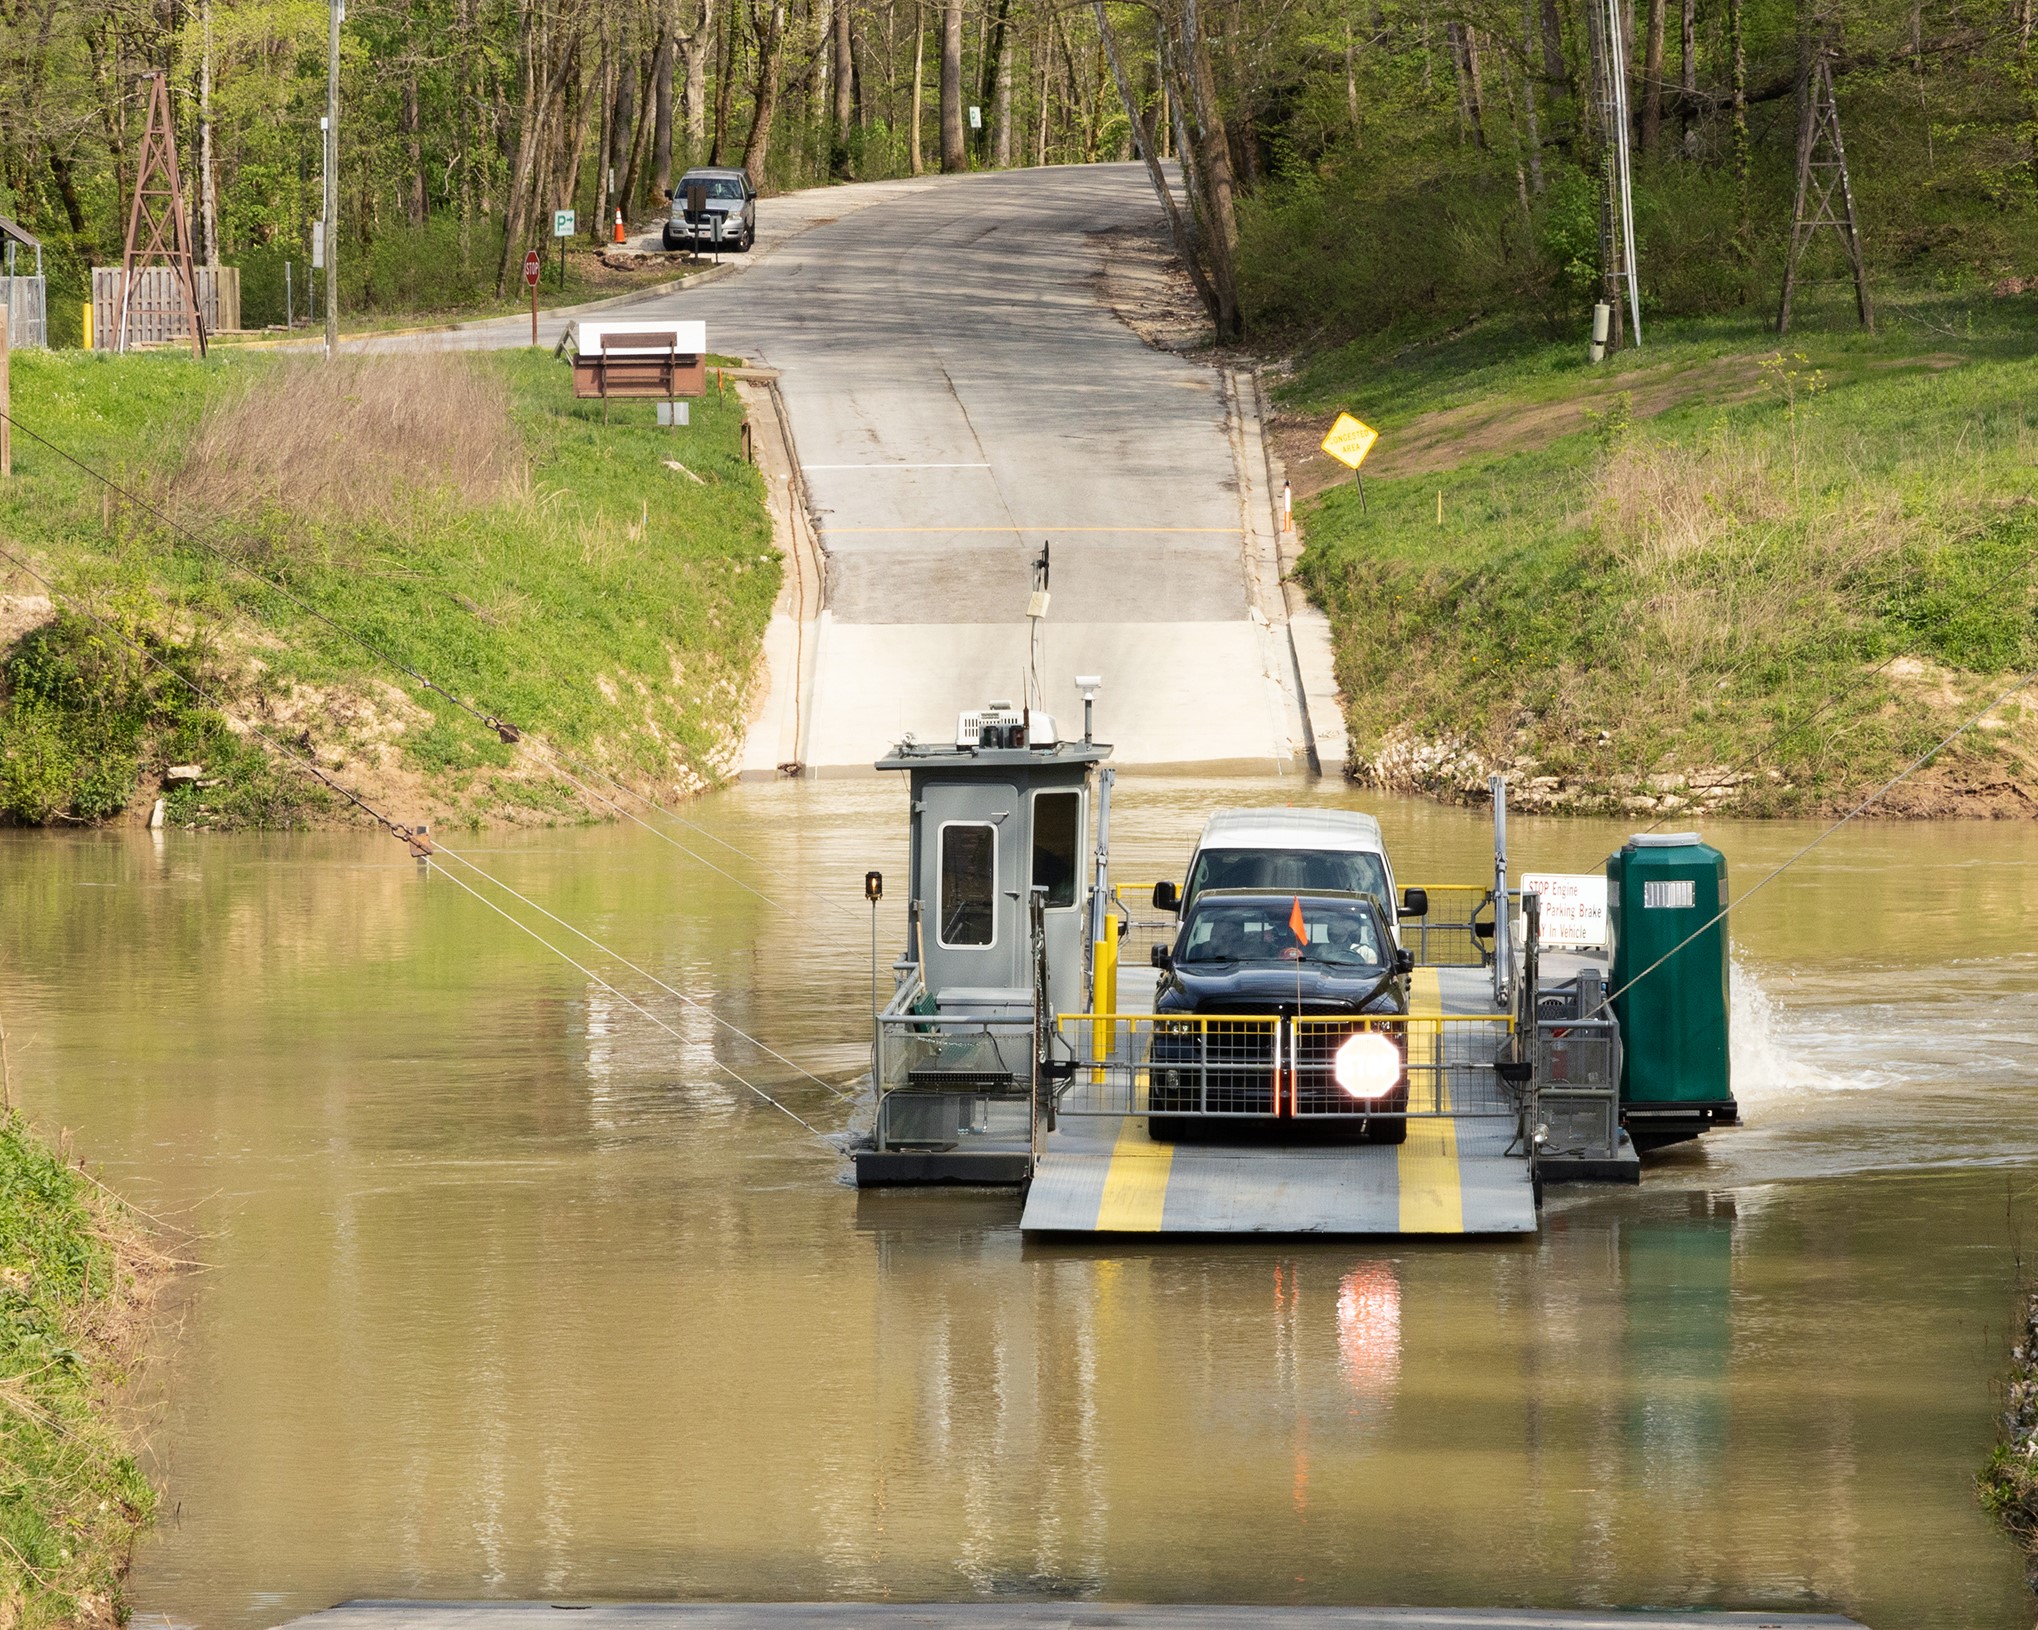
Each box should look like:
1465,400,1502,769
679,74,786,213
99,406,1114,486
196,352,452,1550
1288,298,2038,810
0,1113,158,1629
0,609,319,828
0,345,779,828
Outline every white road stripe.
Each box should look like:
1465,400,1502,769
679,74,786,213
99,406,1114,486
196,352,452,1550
803,461,993,469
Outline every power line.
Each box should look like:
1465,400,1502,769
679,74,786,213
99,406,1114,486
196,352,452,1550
425,845,854,1101
0,542,841,1138
0,407,860,922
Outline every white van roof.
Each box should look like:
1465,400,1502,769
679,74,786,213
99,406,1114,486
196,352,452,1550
1194,808,1385,853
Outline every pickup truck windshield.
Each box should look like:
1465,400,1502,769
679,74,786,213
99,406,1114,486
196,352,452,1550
687,177,743,200
1184,847,1388,913
1179,897,1388,969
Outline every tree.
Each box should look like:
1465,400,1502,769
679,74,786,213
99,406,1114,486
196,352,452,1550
939,0,965,170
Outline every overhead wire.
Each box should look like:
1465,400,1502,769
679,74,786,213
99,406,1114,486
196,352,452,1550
0,541,843,1138
0,406,861,922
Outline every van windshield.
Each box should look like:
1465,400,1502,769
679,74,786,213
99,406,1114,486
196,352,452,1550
1184,847,1388,912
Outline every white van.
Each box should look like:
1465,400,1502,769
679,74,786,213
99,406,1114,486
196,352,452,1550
1153,808,1426,936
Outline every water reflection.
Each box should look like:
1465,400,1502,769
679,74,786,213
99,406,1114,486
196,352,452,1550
2,782,2035,1629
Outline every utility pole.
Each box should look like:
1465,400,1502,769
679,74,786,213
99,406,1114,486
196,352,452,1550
324,0,342,358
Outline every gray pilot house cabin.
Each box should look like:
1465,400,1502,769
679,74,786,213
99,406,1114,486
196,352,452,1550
855,703,1110,1185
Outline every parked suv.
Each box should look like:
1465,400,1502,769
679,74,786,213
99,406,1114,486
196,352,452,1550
1146,889,1413,1144
664,168,755,253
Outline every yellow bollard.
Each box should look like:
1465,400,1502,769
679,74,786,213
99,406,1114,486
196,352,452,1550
82,302,92,352
1090,922,1118,1084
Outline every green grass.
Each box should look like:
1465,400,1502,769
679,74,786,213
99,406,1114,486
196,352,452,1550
0,1113,158,1628
0,347,779,829
1285,287,2038,814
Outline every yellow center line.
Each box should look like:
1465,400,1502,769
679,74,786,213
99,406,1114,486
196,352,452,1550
1094,1115,1174,1232
1397,967,1465,1233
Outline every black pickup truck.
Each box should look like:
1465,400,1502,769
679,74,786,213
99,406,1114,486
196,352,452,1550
1146,889,1413,1143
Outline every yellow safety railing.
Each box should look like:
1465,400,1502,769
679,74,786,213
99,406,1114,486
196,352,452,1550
1053,1011,1516,1121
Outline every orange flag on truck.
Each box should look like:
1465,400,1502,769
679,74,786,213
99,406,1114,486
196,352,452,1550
1290,896,1307,945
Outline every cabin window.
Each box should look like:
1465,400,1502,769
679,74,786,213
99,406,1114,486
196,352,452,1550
939,823,997,947
1031,792,1080,910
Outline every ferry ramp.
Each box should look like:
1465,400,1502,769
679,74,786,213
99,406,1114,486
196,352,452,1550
1020,970,1538,1236
663,166,1324,776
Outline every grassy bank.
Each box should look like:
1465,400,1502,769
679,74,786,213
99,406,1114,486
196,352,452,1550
0,346,778,830
1280,288,2038,816
0,1108,161,1628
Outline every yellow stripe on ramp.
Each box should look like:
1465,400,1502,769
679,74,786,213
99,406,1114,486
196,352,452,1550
1397,967,1465,1233
1095,1117,1174,1231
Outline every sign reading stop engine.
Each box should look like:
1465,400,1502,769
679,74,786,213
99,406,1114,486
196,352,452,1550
523,250,541,288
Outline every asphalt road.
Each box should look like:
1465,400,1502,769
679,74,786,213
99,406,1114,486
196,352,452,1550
376,166,1322,774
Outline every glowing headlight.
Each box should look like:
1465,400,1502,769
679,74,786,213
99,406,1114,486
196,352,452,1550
1333,1031,1402,1099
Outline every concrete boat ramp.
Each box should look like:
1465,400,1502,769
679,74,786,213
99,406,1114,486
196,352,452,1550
276,1600,1862,1630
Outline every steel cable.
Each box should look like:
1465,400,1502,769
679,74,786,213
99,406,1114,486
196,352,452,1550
0,542,842,1139
0,408,860,921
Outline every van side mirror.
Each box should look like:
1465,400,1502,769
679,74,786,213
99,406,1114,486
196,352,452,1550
1150,944,1173,971
1152,880,1180,911
1399,887,1429,919
1395,948,1415,976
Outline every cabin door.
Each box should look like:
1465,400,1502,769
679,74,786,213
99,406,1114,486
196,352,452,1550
918,782,1022,993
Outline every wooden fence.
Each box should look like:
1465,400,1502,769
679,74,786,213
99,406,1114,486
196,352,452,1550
90,266,241,348
0,277,46,348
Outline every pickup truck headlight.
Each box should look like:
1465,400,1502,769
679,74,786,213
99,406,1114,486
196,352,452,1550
1333,1031,1402,1099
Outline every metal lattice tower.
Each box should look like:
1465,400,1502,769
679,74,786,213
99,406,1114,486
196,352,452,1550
1777,49,1872,334
1584,0,1640,350
117,72,207,357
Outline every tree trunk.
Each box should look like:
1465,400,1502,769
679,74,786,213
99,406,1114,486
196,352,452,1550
992,20,1013,165
404,74,428,226
939,0,966,170
978,0,1011,163
711,0,736,163
1679,0,1696,156
199,0,220,264
832,0,854,174
622,49,656,210
652,20,676,202
1179,0,1241,335
1520,0,1544,191
1539,0,1569,93
1094,0,1220,328
742,0,788,187
1344,20,1361,136
683,0,713,154
1641,0,1665,153
1730,0,1748,229
910,3,926,172
608,48,637,225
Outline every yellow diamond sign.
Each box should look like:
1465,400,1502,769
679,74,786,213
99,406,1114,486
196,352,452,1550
1320,412,1379,471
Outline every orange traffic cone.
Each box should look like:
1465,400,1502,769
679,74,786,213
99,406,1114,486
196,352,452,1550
613,208,626,244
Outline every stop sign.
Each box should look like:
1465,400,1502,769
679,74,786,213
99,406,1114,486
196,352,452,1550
523,249,541,287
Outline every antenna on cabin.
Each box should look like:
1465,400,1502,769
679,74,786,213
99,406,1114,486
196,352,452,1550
1075,675,1102,745
1026,543,1051,713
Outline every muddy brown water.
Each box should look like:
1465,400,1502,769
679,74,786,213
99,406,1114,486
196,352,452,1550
4,778,2035,1630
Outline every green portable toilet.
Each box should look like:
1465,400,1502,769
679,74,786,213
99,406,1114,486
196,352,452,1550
1606,832,1737,1151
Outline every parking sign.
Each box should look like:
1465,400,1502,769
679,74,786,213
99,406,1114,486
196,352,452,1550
553,209,576,237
